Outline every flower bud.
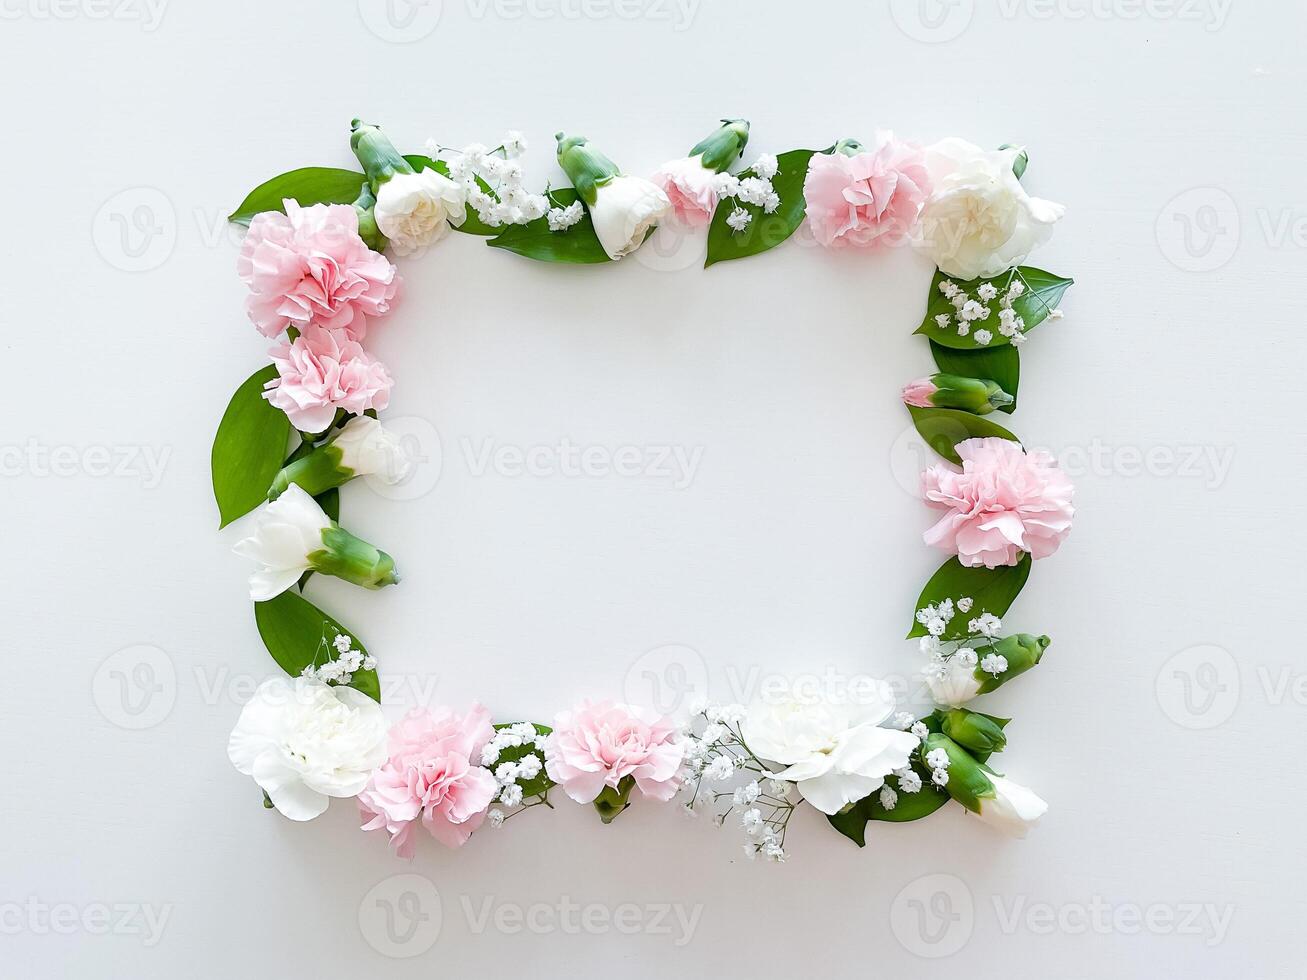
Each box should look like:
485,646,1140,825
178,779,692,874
999,143,1029,180
975,634,1051,695
350,118,415,190
940,708,1008,759
901,373,1014,414
921,733,993,814
268,417,412,501
974,774,1047,838
834,137,865,158
350,183,387,252
554,132,621,207
234,484,399,600
556,133,670,261
688,119,751,173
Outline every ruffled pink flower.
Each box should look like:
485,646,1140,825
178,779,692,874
358,705,499,857
263,324,394,431
237,199,400,340
544,700,685,804
922,438,1075,568
803,134,931,248
902,377,938,408
652,155,719,226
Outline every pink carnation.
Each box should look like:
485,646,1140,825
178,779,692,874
922,438,1075,568
653,155,719,226
803,134,931,248
263,324,394,431
237,199,400,340
544,700,685,804
358,705,499,857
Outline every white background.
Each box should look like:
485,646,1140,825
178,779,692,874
2,0,1303,976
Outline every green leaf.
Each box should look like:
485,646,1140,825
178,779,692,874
212,366,291,528
827,778,951,846
908,555,1033,639
492,723,555,800
907,405,1020,465
705,148,821,267
403,154,501,237
253,590,380,702
486,187,611,264
229,168,368,225
914,267,1074,350
929,341,1020,414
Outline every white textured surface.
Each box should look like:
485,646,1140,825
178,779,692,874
2,2,1304,976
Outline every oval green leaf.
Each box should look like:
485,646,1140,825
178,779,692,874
705,148,820,267
253,590,380,702
914,266,1074,350
908,554,1033,639
229,168,368,225
907,405,1020,465
826,776,951,847
486,188,610,264
212,366,291,528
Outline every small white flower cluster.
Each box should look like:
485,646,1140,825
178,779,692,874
546,201,585,232
935,274,1048,347
481,723,551,827
716,153,782,236
680,703,792,862
917,598,1006,681
877,762,926,812
301,627,376,685
925,746,952,787
427,132,551,229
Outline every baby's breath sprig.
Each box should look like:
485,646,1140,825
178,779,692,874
680,703,797,862
934,270,1062,347
300,622,376,686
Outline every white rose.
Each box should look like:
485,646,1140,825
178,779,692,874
975,774,1048,838
227,676,388,821
375,168,468,256
232,484,331,601
740,685,920,815
924,657,983,708
589,175,671,261
917,138,1065,280
329,416,412,485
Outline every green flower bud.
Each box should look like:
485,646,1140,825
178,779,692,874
688,119,751,173
940,709,1009,760
903,373,1014,415
350,118,414,191
555,132,621,207
592,775,635,824
834,137,865,158
308,525,399,591
976,633,1051,695
268,417,411,502
922,733,994,814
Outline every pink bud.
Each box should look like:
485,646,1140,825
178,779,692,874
901,377,938,408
